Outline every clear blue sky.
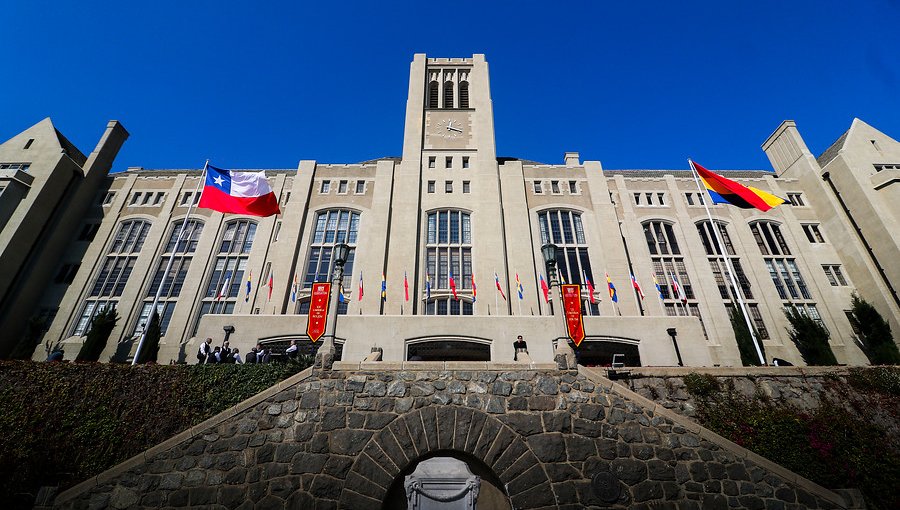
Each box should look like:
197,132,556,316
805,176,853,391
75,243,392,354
2,1,898,172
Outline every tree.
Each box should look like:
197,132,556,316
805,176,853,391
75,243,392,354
729,305,765,366
848,294,900,365
76,307,119,362
785,306,837,366
135,311,161,364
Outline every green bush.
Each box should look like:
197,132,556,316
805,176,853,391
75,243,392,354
0,359,311,508
729,305,765,366
134,311,161,364
785,306,838,366
848,294,900,365
75,307,118,362
683,372,721,399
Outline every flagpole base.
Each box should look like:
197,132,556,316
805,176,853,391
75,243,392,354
315,336,336,370
554,338,577,370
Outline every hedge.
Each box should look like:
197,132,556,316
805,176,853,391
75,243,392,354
0,359,310,508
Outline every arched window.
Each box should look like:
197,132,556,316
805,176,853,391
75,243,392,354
134,219,204,337
459,81,469,108
195,220,257,326
424,209,473,314
443,81,454,108
73,219,151,335
428,81,439,108
301,209,360,314
749,220,810,302
642,220,704,334
696,220,766,339
537,210,598,314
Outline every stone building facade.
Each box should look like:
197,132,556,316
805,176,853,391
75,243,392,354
1,54,898,366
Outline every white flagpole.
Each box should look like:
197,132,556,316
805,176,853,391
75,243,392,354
689,159,766,365
133,160,208,365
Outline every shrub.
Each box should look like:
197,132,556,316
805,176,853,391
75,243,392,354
785,306,837,366
848,294,900,365
75,307,118,362
683,372,721,398
134,311,161,364
729,305,765,366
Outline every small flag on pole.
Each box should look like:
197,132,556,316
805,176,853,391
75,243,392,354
631,274,645,300
516,273,524,300
671,274,687,304
217,271,232,301
404,271,410,302
267,271,274,301
339,284,346,304
494,272,507,300
606,272,618,303
584,271,596,304
539,274,550,303
449,269,458,300
652,274,663,300
358,272,364,301
471,274,477,302
381,273,386,301
245,270,252,302
290,273,298,303
425,274,432,300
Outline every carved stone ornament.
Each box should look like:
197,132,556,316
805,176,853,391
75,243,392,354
404,457,481,509
591,471,622,504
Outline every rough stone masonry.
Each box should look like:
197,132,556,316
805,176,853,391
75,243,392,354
50,364,862,509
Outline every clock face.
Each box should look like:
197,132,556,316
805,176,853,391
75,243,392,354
432,118,465,139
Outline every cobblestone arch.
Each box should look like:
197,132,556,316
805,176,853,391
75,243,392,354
339,406,543,508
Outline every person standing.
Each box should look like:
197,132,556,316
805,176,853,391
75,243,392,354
197,338,212,364
232,348,243,364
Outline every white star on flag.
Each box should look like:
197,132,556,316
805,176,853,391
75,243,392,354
213,175,225,186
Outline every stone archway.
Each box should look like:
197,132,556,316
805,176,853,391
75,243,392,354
337,406,555,509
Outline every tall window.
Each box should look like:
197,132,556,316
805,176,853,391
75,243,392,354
428,81,439,108
644,220,705,335
697,221,766,339
73,219,151,335
425,210,473,315
751,221,813,307
443,81,454,108
134,219,204,337
459,81,469,108
538,210,598,314
299,209,359,315
195,220,257,327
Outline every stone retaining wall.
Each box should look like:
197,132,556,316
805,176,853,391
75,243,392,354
51,364,859,509
615,367,899,439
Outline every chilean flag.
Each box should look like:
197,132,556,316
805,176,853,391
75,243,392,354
198,165,281,217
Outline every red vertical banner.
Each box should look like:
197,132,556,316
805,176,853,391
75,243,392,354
307,282,331,342
562,284,585,347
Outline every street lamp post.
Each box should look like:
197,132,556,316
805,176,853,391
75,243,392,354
315,243,350,370
541,243,576,369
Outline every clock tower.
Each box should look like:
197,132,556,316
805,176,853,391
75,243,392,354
385,54,507,316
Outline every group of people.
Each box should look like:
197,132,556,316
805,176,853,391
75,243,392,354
196,338,276,364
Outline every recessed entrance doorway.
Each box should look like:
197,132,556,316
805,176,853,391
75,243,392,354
406,339,491,362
